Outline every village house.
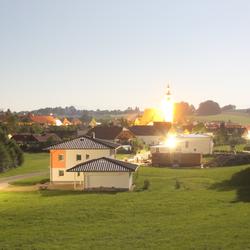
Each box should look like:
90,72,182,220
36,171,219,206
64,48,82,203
151,134,214,167
12,133,61,151
29,114,63,126
129,122,171,145
87,125,135,144
47,135,138,190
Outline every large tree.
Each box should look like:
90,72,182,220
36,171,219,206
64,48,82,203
0,128,24,172
197,100,221,116
174,102,195,122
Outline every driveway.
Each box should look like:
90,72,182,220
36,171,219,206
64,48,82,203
0,171,48,190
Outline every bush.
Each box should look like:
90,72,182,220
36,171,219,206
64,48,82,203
206,153,250,167
142,179,150,190
243,145,250,151
175,179,181,189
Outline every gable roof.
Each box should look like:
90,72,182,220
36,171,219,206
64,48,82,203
67,157,138,172
129,125,167,136
33,133,62,142
87,126,123,140
46,136,120,150
12,133,61,143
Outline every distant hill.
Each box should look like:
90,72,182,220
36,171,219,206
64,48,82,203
191,111,250,125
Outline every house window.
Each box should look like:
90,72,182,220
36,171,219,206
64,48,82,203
59,170,64,176
77,172,80,177
185,141,189,148
58,154,64,161
86,154,90,160
76,154,82,161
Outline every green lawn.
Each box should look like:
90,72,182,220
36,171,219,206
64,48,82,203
9,175,50,186
0,153,49,178
191,111,250,125
214,144,246,152
0,162,250,249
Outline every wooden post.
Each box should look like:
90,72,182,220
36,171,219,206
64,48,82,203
74,172,76,190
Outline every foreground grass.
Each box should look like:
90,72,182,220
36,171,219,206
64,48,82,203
0,153,49,178
0,165,250,249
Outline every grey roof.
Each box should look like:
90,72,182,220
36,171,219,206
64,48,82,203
67,157,138,172
46,136,120,150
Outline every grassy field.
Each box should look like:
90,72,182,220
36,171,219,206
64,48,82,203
0,157,250,249
191,111,250,125
213,144,246,152
9,175,50,186
0,153,49,178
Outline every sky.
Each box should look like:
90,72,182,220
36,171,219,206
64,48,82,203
0,0,250,112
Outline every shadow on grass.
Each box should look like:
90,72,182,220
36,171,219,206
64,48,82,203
210,167,250,202
39,189,120,197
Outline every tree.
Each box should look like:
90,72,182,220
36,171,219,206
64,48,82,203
197,100,221,116
221,104,236,112
174,102,195,122
0,127,24,172
192,122,207,133
130,138,145,154
0,142,11,172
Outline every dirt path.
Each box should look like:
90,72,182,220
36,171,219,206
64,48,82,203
0,171,48,190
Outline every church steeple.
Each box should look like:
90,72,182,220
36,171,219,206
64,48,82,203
166,84,172,101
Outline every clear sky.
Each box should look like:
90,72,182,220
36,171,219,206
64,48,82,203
0,0,250,111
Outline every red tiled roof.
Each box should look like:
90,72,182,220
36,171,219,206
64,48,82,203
30,115,57,125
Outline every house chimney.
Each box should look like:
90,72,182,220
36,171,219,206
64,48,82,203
92,132,95,138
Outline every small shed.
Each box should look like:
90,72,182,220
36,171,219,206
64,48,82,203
67,157,139,191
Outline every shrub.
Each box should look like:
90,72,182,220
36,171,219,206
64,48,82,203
142,179,150,190
243,145,250,151
175,179,181,189
206,153,250,167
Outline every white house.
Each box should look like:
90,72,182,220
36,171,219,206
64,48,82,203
151,134,214,155
47,136,138,190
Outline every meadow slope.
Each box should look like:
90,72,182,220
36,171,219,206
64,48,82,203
0,163,250,249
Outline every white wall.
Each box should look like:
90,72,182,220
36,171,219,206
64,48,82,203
51,171,133,190
151,137,214,155
51,169,83,182
66,149,113,169
177,138,213,154
85,172,131,189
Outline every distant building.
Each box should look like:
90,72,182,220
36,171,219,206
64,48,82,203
62,118,72,126
87,126,135,144
12,133,62,150
151,134,214,167
71,118,82,126
129,122,170,145
29,114,62,126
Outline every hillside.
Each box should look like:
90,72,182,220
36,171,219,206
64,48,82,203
191,111,250,125
0,155,250,249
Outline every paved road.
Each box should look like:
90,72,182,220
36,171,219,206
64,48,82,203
0,171,48,190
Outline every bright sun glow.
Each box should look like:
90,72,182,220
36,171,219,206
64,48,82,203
164,134,177,148
161,98,174,123
247,131,250,140
161,85,174,123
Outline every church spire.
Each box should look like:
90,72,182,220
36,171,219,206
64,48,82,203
166,84,171,101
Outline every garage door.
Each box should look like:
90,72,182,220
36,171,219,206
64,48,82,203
87,174,129,189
